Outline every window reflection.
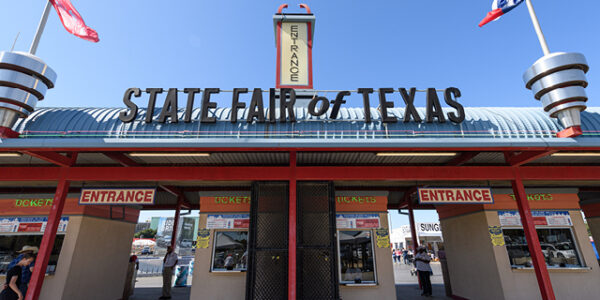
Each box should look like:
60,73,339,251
503,228,582,268
211,231,248,271
0,235,65,274
338,230,376,284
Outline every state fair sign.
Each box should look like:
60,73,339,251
79,188,156,205
418,188,494,204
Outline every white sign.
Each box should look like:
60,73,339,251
279,22,310,87
418,188,494,204
336,214,380,229
417,222,442,236
498,211,572,227
206,214,249,229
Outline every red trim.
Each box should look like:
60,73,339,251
1,166,600,181
557,126,583,138
277,4,288,14
298,4,311,14
26,179,70,300
0,126,19,138
580,203,600,218
512,172,556,300
288,151,297,300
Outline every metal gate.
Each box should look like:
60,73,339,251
246,182,289,300
297,182,339,299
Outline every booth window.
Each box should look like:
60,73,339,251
337,230,376,284
0,234,65,274
211,231,248,272
503,228,583,268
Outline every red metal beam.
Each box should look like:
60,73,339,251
511,170,556,300
1,166,600,181
22,151,75,167
446,152,479,166
505,150,556,166
288,151,297,300
26,178,70,300
171,196,183,248
103,152,139,167
159,185,193,209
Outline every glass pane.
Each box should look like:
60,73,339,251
338,230,376,283
212,231,248,271
503,228,583,268
0,235,65,274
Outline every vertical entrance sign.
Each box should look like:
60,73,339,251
273,4,315,89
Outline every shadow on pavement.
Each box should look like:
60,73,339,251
130,286,190,300
395,284,452,300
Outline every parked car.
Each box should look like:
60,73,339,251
141,246,153,255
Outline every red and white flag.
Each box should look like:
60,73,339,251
479,0,524,27
50,0,99,42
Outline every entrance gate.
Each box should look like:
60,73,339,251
246,181,339,299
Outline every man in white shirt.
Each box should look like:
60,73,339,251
414,246,433,297
160,246,178,299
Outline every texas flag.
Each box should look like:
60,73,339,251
50,0,99,42
479,0,524,27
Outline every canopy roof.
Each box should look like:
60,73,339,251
3,107,600,149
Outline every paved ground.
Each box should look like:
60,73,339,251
131,262,451,299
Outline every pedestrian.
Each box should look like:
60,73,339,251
414,246,433,297
392,248,397,263
224,254,235,270
402,248,409,264
1,252,36,300
160,246,178,300
395,248,402,263
5,246,38,297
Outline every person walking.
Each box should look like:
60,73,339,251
1,253,36,300
415,246,433,297
5,246,37,297
160,246,178,300
392,248,397,263
402,248,409,264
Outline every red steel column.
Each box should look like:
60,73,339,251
511,170,556,300
288,151,297,300
171,196,183,248
407,197,419,252
26,178,70,300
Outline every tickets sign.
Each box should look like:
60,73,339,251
418,188,494,204
79,188,156,205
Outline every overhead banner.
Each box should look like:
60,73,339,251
206,214,250,229
279,22,310,87
417,222,442,236
498,211,572,227
200,196,251,212
0,217,69,234
336,213,380,229
418,188,494,204
335,196,388,212
79,188,156,205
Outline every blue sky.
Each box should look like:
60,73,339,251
2,1,598,227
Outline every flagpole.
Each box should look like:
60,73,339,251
524,0,550,56
29,0,52,55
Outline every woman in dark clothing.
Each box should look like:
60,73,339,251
1,253,35,300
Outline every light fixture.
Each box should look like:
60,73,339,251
129,152,211,157
376,152,456,157
0,152,22,157
551,152,600,157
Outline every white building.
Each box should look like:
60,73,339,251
390,222,443,255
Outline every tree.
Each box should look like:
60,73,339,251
134,228,157,239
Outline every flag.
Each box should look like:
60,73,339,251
50,0,99,42
479,0,524,27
